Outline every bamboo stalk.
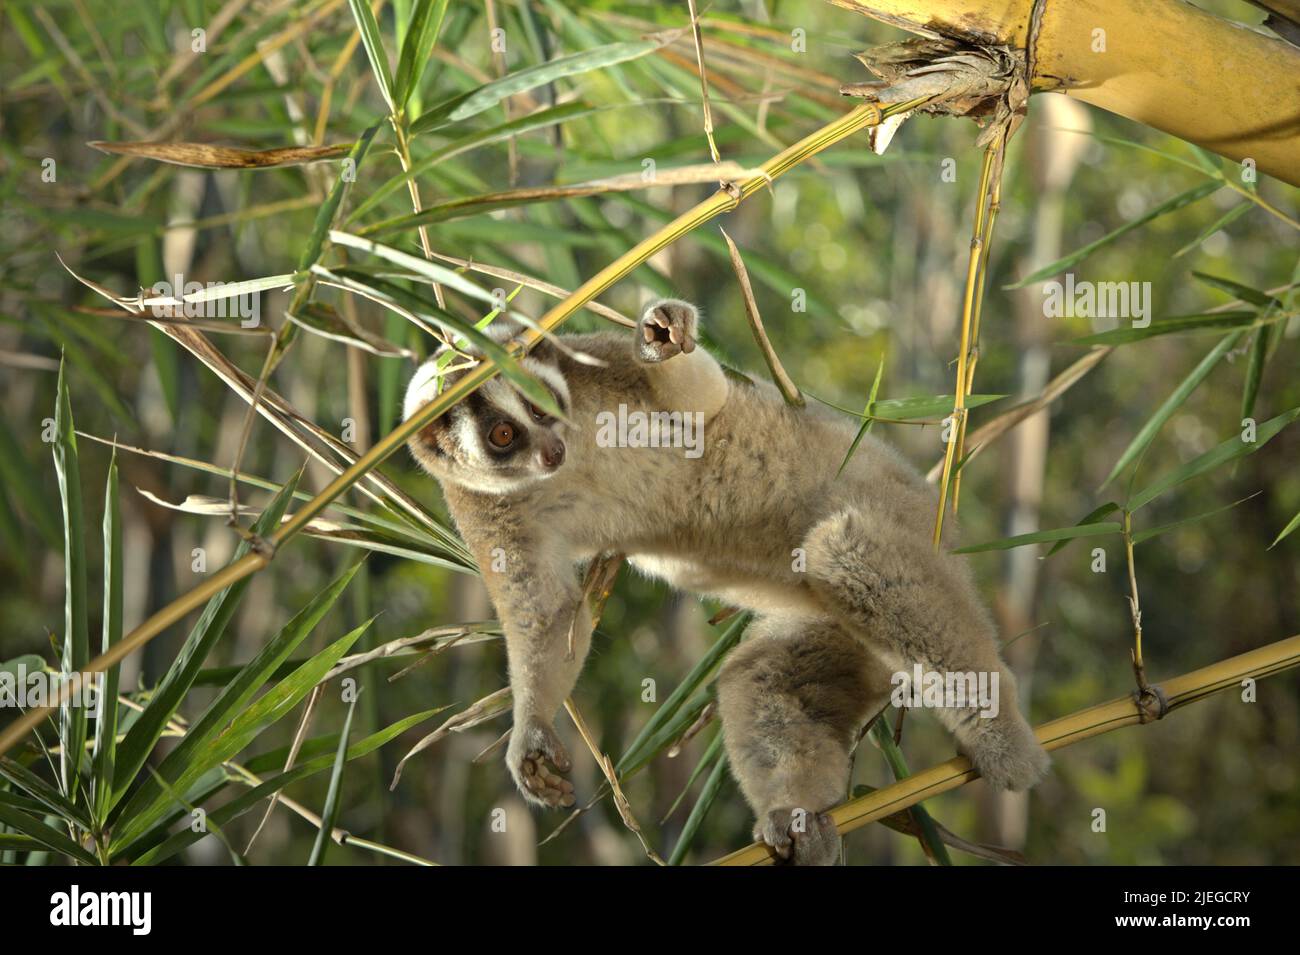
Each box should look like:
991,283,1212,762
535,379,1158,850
0,99,924,763
932,146,996,548
826,0,1300,187
712,633,1300,865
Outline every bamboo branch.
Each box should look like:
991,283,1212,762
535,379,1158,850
0,99,926,763
712,633,1300,865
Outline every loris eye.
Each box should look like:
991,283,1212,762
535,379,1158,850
487,422,516,449
528,402,548,422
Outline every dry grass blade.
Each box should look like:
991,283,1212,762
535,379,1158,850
87,140,354,169
563,699,666,865
417,250,635,327
244,684,323,854
390,687,512,789
925,347,1112,483
720,227,803,406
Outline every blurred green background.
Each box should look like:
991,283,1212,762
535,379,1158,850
1,0,1297,865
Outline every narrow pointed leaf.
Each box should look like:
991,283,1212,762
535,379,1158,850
1129,407,1300,510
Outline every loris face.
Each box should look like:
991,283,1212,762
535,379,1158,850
403,348,571,496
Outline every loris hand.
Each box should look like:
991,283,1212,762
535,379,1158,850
507,716,576,808
636,298,697,363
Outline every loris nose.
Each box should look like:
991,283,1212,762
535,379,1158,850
539,439,565,470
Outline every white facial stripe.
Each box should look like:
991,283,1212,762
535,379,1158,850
403,360,442,422
523,357,570,409
453,406,481,458
485,378,532,424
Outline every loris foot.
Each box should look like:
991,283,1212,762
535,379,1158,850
507,718,576,808
755,807,840,866
636,298,697,363
960,716,1050,792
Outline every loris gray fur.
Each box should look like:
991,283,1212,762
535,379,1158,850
403,298,1049,865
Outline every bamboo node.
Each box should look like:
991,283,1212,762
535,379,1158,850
1134,684,1169,724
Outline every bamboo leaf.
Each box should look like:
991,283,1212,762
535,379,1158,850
667,749,728,865
0,805,97,865
1071,311,1257,346
1132,493,1261,545
295,124,379,277
839,356,885,476
1006,180,1223,289
129,708,445,865
1045,503,1120,557
1129,407,1300,510
410,38,665,135
90,448,123,823
113,620,371,850
346,0,396,113
308,695,358,865
952,522,1123,554
109,468,303,805
1270,507,1300,549
1241,325,1273,424
86,140,353,169
1191,272,1281,309
53,358,89,806
616,613,748,775
393,0,451,109
115,563,363,836
1100,332,1244,489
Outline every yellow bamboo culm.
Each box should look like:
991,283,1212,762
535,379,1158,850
826,0,1300,187
713,633,1300,865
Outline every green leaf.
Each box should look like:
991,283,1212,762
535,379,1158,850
109,468,303,806
1131,493,1260,545
1240,325,1273,425
90,449,123,823
616,613,748,775
346,0,396,113
114,563,363,838
351,101,600,223
661,729,725,821
129,708,445,865
1071,311,1256,346
1129,407,1300,510
308,695,359,865
952,522,1122,554
53,358,89,806
410,39,664,135
838,354,885,476
1045,503,1120,556
295,124,379,276
0,805,97,865
871,720,951,865
393,0,451,109
1006,180,1223,289
811,392,1005,422
667,748,728,865
1173,202,1252,258
1191,272,1281,309
0,757,94,832
1270,507,1300,549
114,617,372,851
1100,332,1244,490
